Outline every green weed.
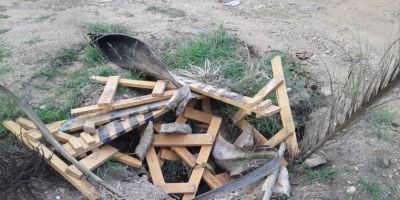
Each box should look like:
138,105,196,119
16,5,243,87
162,27,237,69
85,22,128,34
306,167,336,183
359,179,389,200
24,36,43,45
372,109,396,138
0,94,24,138
94,65,117,77
83,44,106,67
0,5,6,12
33,14,53,22
37,48,79,79
0,28,9,34
0,41,10,62
0,14,10,19
34,104,69,124
0,64,14,75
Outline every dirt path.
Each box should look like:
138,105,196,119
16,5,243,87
1,0,399,199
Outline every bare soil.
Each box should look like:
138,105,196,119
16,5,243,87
1,0,399,199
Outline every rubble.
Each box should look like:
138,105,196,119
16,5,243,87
1,34,299,200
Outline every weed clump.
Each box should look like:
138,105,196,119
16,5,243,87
85,22,128,34
306,167,336,183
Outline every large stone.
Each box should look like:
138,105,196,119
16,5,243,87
160,122,192,135
376,156,390,168
304,154,327,168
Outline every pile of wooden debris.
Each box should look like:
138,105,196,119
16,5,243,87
2,56,297,200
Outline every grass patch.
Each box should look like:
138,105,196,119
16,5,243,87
94,65,117,76
37,48,79,79
162,27,237,70
85,22,128,34
0,94,24,138
359,179,389,200
34,104,69,124
372,109,396,138
0,14,10,19
83,44,106,67
0,5,6,12
0,41,10,63
0,28,9,34
306,167,336,183
0,64,14,75
24,36,43,45
33,14,53,22
162,160,189,182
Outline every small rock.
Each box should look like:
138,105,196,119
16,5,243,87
224,0,241,6
376,156,390,168
391,118,400,127
39,105,47,110
325,50,332,54
346,186,356,193
304,154,327,168
354,166,359,172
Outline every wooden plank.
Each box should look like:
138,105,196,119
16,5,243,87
16,120,65,142
264,128,291,148
2,121,100,199
83,121,96,134
146,145,165,186
153,134,213,146
80,132,95,145
255,105,281,118
162,183,196,194
64,109,166,158
16,118,36,129
183,116,222,199
71,92,172,116
54,131,76,143
66,145,118,179
171,147,223,190
160,149,181,161
62,100,168,133
179,78,253,109
97,75,120,107
183,107,213,124
113,152,142,168
152,80,167,97
90,75,176,90
272,56,298,158
201,97,212,113
68,137,83,152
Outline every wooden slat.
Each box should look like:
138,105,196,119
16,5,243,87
54,131,76,143
90,76,176,90
97,75,120,107
80,132,95,145
17,120,65,142
160,149,181,161
146,145,165,186
153,134,213,146
183,107,213,124
68,137,83,152
162,183,196,194
16,118,36,129
255,105,281,118
66,145,118,179
201,97,212,113
113,152,142,168
264,128,291,148
183,116,222,200
152,80,167,97
272,56,298,158
71,92,172,116
2,121,100,199
171,147,223,190
63,100,168,133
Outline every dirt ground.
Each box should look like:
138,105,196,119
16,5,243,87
1,0,400,199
